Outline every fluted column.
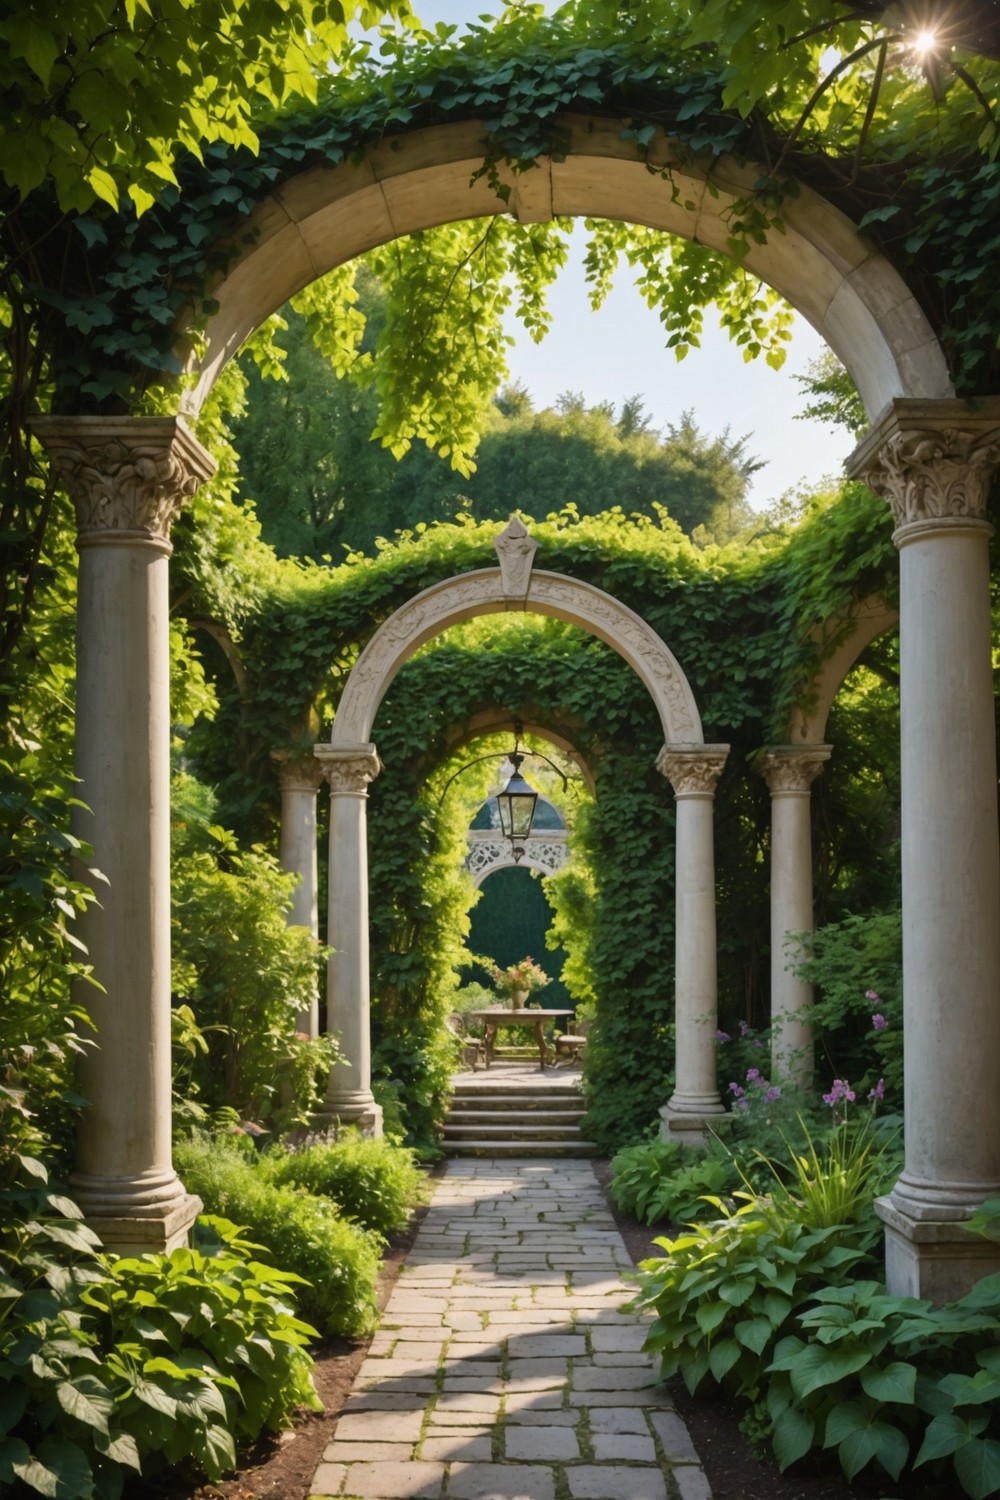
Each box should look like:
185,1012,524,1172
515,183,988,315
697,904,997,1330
759,746,831,1089
29,415,214,1253
314,742,383,1135
848,399,1000,1300
273,751,324,1037
656,744,729,1146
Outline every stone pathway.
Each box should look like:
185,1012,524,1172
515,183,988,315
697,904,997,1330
308,1158,711,1500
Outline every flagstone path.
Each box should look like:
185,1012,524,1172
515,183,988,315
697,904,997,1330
308,1157,711,1500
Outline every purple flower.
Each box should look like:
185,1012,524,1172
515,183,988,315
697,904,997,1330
871,1013,887,1031
739,1020,750,1038
746,1068,761,1082
752,1038,763,1049
728,1081,745,1098
822,1079,856,1107
865,989,880,1001
715,1030,731,1043
765,1087,782,1103
868,1078,885,1103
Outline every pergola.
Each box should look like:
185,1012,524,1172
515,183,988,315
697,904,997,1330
27,104,1000,1303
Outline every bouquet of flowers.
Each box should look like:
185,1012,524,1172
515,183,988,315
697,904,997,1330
490,956,551,1004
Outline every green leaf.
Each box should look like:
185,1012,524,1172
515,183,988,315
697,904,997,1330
954,1438,1000,1500
772,1405,815,1470
860,1361,917,1405
12,1435,95,1499
789,1343,872,1400
55,1381,111,1435
735,1316,773,1355
708,1338,741,1381
916,1413,988,1466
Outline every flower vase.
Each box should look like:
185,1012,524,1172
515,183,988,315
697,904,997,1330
511,988,528,1009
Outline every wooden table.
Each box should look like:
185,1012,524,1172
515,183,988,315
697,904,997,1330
469,1009,576,1071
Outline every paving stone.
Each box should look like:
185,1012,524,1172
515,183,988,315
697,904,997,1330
503,1406,579,1426
506,1357,569,1384
341,1392,427,1413
592,1432,656,1462
434,1391,501,1413
333,1411,425,1443
502,1388,566,1411
309,1460,345,1495
446,1462,556,1500
674,1465,714,1500
421,1433,493,1461
590,1327,649,1352
512,1334,586,1357
588,1408,652,1435
573,1366,657,1390
504,1424,580,1461
593,1352,653,1367
568,1389,669,1407
565,1465,668,1500
648,1410,702,1463
334,1460,445,1498
425,1410,494,1429
323,1441,414,1462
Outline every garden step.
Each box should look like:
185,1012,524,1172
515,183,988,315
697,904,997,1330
443,1122,589,1143
448,1096,585,1114
446,1108,586,1126
442,1138,598,1157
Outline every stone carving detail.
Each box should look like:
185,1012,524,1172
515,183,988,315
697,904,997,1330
657,745,728,796
760,746,831,795
273,750,325,793
31,418,215,540
494,514,537,597
466,835,568,883
862,428,1000,529
315,745,382,795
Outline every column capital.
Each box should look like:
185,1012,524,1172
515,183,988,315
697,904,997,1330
273,749,325,793
846,399,1000,543
759,745,832,795
314,743,382,795
656,743,729,798
28,415,216,545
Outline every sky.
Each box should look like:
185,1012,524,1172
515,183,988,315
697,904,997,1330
360,0,853,509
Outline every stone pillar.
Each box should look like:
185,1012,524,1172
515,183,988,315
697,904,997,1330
314,742,384,1135
29,415,215,1254
848,399,1000,1301
273,751,324,1037
759,746,831,1090
656,744,730,1146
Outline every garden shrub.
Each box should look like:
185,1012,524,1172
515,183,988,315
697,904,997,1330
0,1152,318,1499
262,1132,424,1240
174,1137,382,1338
610,1137,737,1225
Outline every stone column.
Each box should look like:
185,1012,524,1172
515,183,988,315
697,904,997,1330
656,744,730,1146
759,746,831,1090
273,751,324,1037
29,415,215,1253
314,742,384,1135
848,399,1000,1301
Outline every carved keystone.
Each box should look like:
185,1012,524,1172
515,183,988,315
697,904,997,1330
494,515,537,599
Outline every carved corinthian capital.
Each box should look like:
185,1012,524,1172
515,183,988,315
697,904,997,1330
272,750,325,794
29,416,216,542
847,399,1000,537
760,745,832,795
314,743,382,795
656,743,729,797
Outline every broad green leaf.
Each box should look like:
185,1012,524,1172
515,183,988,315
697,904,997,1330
12,1435,94,1499
772,1404,815,1470
735,1316,775,1355
708,1338,741,1381
789,1343,872,1400
954,1437,1000,1500
860,1361,917,1405
916,1413,988,1466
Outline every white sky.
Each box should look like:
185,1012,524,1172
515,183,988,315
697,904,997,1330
364,0,853,509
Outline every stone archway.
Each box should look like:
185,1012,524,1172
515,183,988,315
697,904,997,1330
313,517,729,1143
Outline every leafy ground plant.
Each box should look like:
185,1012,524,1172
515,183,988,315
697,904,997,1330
174,1136,382,1338
0,1151,318,1500
609,1137,736,1225
261,1131,425,1240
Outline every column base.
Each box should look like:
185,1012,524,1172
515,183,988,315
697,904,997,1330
69,1167,202,1256
659,1099,730,1150
314,1096,384,1138
876,1195,1000,1303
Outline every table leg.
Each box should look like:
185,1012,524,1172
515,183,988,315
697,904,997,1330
484,1021,497,1068
533,1018,548,1070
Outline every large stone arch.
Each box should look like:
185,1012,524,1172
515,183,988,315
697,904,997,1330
181,115,953,420
314,519,729,1143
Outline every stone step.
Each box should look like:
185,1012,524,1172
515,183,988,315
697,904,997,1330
446,1108,586,1127
448,1096,584,1114
443,1137,598,1157
443,1121,588,1143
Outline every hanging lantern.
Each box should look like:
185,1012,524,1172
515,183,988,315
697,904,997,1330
496,752,539,846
